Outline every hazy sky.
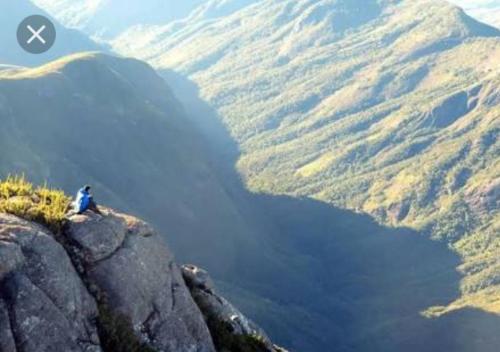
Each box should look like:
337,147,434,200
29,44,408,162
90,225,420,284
447,0,500,27
32,0,500,30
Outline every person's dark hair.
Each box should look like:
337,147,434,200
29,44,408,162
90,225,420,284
84,185,91,192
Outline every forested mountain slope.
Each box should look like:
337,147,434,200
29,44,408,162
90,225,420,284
112,0,500,315
0,52,267,278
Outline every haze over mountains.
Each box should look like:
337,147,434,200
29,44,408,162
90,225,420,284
0,0,99,66
31,0,205,38
33,0,500,34
31,0,257,39
2,0,499,351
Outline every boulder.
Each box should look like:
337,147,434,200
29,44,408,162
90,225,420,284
0,213,101,352
65,209,215,352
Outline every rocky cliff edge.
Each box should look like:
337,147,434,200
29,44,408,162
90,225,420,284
0,208,286,352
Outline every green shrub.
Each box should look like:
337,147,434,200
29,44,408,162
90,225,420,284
209,319,271,352
97,304,157,352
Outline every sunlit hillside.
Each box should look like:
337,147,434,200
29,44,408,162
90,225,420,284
111,0,500,315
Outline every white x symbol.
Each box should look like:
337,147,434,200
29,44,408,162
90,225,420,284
27,25,46,44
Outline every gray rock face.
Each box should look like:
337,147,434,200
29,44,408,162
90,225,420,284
0,208,282,352
0,213,101,352
0,299,16,352
66,209,215,352
181,265,287,352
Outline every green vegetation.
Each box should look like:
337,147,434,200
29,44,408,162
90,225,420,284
0,52,252,273
208,319,271,352
0,175,71,233
97,304,157,352
113,0,500,315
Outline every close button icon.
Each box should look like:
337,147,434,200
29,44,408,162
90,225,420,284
17,15,56,54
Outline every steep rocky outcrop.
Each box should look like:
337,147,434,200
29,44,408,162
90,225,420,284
0,209,283,352
64,209,215,352
182,265,286,352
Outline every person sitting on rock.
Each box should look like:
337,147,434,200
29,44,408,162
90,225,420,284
74,185,102,215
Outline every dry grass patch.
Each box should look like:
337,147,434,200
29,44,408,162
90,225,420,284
0,175,72,233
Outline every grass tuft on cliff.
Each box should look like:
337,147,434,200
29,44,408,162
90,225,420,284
0,175,71,233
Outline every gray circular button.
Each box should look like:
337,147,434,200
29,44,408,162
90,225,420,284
17,15,56,54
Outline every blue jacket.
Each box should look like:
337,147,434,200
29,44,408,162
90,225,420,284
75,188,91,213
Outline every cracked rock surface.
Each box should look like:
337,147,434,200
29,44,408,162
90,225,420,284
65,209,215,352
0,213,101,352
